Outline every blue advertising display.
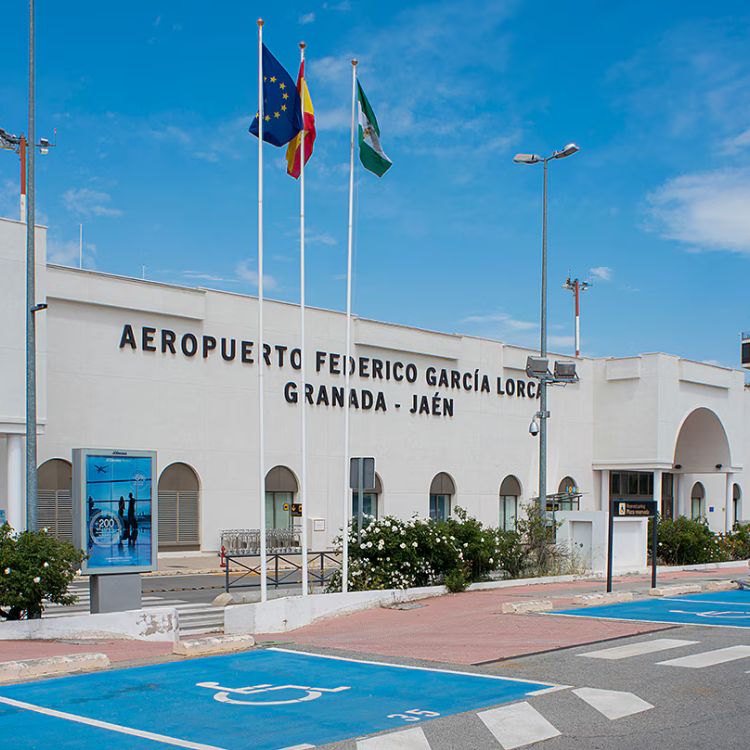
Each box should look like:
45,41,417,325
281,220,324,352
73,449,157,574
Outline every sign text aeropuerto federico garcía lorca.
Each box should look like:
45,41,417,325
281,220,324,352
119,323,542,418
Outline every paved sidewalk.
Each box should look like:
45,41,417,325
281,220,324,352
0,639,174,665
258,567,749,665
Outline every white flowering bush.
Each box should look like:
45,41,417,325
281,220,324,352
327,509,514,592
0,523,85,620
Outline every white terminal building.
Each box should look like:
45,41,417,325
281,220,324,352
0,217,747,572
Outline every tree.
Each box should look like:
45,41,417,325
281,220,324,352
0,523,85,620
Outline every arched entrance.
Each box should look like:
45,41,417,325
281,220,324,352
353,472,383,520
157,462,201,550
690,482,705,520
265,466,298,530
37,459,73,542
429,472,455,521
734,483,742,526
674,408,731,473
499,475,521,531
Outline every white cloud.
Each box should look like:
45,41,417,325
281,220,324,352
548,334,575,349
235,259,278,290
461,312,536,330
646,168,750,253
589,266,613,282
298,12,315,24
720,127,750,155
181,270,238,284
0,179,19,218
47,237,96,268
62,187,123,218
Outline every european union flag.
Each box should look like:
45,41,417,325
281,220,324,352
249,44,302,148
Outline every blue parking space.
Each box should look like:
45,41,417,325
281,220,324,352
554,590,750,629
0,647,554,750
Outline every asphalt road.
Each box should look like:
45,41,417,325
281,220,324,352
310,619,750,749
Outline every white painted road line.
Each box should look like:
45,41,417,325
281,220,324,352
658,645,750,668
0,696,227,750
478,701,560,749
581,638,698,660
573,687,654,720
357,727,431,749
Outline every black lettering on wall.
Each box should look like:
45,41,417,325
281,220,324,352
119,324,137,350
241,341,254,363
181,333,198,357
161,329,176,354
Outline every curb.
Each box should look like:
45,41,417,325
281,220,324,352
173,634,256,657
649,584,703,597
574,591,634,606
0,653,110,684
501,599,553,614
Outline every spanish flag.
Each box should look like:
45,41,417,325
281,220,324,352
285,60,315,178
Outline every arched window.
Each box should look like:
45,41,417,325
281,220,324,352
353,473,383,521
158,463,201,550
37,459,73,541
499,475,521,531
429,472,455,521
733,483,742,527
265,466,298,530
549,476,581,512
691,482,705,520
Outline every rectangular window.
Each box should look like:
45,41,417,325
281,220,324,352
430,494,450,522
352,492,377,520
265,491,292,530
691,497,703,520
500,495,518,531
611,473,621,495
628,473,639,495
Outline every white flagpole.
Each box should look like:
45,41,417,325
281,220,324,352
342,59,358,593
299,42,309,596
257,18,268,603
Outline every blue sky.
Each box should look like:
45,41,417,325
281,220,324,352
1,1,749,366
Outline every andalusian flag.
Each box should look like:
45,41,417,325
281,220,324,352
357,81,391,177
286,59,316,178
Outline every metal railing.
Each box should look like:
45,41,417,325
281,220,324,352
220,528,301,555
224,551,341,593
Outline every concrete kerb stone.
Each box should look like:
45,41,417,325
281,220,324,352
573,591,635,606
173,634,256,657
500,599,554,614
0,653,110,684
649,584,703,597
703,580,740,592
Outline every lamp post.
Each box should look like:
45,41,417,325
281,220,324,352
514,143,579,515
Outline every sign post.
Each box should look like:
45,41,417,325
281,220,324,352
349,457,375,546
606,499,658,593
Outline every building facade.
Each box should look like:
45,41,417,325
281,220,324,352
0,217,746,559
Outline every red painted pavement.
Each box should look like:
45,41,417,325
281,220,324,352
259,583,675,665
0,639,173,664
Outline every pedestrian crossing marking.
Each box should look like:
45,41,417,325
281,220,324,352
477,701,560,749
357,727,431,749
573,687,653,720
658,645,750,668
581,638,698,660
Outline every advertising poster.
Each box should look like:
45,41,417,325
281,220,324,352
74,449,157,574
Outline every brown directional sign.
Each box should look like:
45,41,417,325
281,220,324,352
291,503,303,516
613,500,657,517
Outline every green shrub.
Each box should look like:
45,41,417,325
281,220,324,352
0,523,86,620
655,516,724,565
494,528,526,578
719,523,750,561
444,568,470,593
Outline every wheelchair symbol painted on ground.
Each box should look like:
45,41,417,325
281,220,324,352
669,609,750,619
196,681,351,705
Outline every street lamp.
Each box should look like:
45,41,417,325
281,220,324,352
514,143,580,515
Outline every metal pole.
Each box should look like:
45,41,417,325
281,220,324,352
341,59,357,593
651,510,658,589
573,279,581,357
19,136,27,223
357,458,364,546
298,41,309,597
538,159,548,518
256,18,267,603
606,499,614,593
26,0,38,532
79,224,83,269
